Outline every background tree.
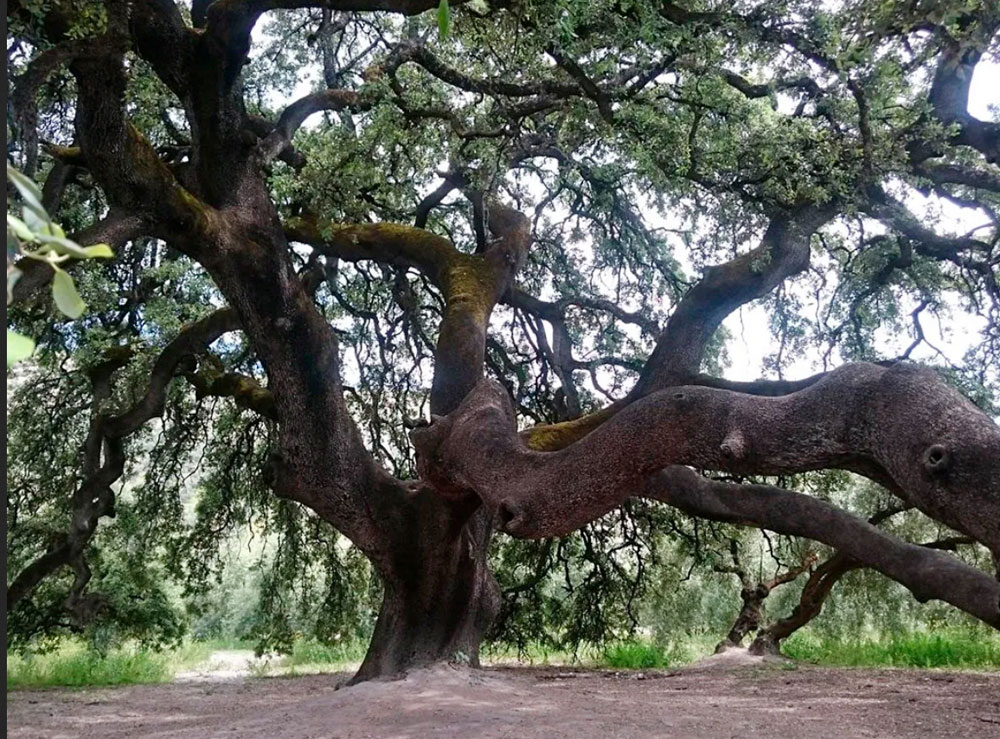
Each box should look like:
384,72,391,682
6,0,1000,681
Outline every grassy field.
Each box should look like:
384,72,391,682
782,629,1000,669
243,639,367,678
8,628,998,688
5,641,212,689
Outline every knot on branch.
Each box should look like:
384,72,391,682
410,379,518,499
483,200,532,274
923,444,951,475
485,200,531,242
720,429,747,461
410,413,465,498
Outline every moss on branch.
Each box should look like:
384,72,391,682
285,217,457,282
186,362,277,420
521,406,617,451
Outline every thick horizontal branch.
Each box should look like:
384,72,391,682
412,362,1000,562
687,371,828,397
647,467,1000,629
516,205,836,450
286,217,457,284
184,360,278,420
916,162,1000,193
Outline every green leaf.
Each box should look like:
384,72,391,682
437,0,450,38
51,267,86,318
41,221,66,239
35,233,94,259
6,164,43,205
81,243,114,259
21,204,47,232
7,213,35,242
6,165,49,227
6,330,35,368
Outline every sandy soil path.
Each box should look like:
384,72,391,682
7,655,1000,738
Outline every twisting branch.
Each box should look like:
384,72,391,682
513,201,836,451
412,362,1000,565
508,289,660,336
750,529,978,655
6,308,241,612
259,89,367,163
645,467,1000,629
635,203,836,392
10,39,96,177
288,202,531,414
714,542,817,651
866,188,993,264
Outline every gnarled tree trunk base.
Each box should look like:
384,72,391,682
351,500,499,684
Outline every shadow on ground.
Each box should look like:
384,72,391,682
8,650,1000,738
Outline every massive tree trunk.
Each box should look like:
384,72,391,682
354,502,499,683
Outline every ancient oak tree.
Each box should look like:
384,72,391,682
6,0,1000,680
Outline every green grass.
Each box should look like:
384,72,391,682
599,637,717,670
602,641,673,669
483,636,718,670
11,630,997,689
241,639,368,678
7,643,174,689
5,638,236,690
783,629,1000,669
285,638,366,667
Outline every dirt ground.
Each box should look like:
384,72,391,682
7,650,1000,739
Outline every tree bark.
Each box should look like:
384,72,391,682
749,553,858,656
354,498,499,683
716,585,768,652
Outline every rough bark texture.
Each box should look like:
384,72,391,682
412,367,1000,628
353,495,499,683
412,364,1000,555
